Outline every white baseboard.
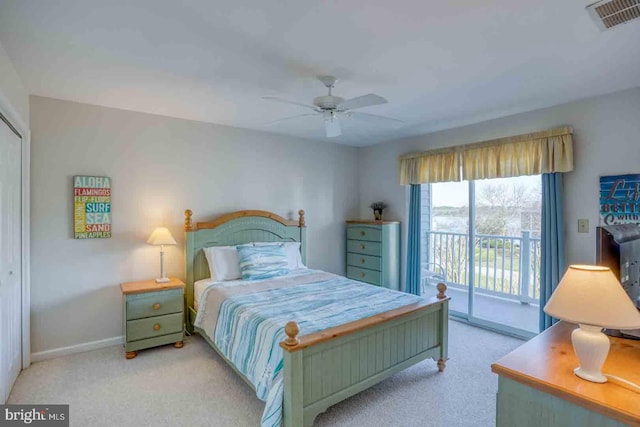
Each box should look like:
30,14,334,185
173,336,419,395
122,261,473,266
31,336,124,363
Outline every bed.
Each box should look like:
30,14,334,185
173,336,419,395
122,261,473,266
184,209,449,427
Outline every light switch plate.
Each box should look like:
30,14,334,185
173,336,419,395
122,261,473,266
578,219,589,233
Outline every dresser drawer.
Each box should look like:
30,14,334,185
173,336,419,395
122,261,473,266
347,239,382,256
126,312,183,342
347,226,381,242
347,253,381,271
347,266,381,286
126,289,183,320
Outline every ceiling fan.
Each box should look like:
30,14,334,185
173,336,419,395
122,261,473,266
263,76,402,138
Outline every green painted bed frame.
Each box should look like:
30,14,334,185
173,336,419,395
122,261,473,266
184,209,449,427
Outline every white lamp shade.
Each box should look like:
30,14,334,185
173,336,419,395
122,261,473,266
544,265,640,330
147,227,177,246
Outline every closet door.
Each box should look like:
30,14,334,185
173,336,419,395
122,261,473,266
0,118,21,403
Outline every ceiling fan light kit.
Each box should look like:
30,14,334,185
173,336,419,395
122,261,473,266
263,75,403,138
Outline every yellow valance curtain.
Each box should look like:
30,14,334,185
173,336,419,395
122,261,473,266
398,148,460,185
462,127,573,180
398,126,573,185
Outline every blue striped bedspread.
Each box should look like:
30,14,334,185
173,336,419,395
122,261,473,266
195,269,423,427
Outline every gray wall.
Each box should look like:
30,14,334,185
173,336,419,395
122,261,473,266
28,86,640,355
359,87,640,282
30,96,360,354
0,41,28,126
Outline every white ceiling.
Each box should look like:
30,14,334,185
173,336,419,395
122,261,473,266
1,0,639,146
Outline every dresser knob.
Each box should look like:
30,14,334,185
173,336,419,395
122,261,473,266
153,303,161,310
153,324,160,331
360,272,365,278
360,231,365,236
360,258,365,264
360,244,365,250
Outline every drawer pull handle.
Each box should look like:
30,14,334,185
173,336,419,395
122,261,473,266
360,258,365,264
360,244,365,250
360,231,366,236
360,272,365,278
153,303,161,310
153,324,161,331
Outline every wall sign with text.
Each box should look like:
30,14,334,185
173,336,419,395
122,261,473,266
600,173,640,225
74,175,111,239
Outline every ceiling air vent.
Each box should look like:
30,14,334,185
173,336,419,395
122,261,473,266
587,0,640,30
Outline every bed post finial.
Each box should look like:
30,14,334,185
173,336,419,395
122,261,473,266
283,321,300,347
185,209,194,231
298,210,305,227
437,282,447,300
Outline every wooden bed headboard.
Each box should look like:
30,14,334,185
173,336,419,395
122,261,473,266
183,209,306,326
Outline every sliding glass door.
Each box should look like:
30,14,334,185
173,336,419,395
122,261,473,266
422,175,541,338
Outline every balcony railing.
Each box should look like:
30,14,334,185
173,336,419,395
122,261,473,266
423,230,541,304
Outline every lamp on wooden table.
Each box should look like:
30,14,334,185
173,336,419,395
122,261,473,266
544,265,640,383
147,227,177,283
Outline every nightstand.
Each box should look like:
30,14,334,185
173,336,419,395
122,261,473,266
120,278,185,359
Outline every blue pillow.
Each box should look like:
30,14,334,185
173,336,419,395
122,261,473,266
236,244,290,280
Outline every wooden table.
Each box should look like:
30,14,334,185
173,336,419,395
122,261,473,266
491,321,640,427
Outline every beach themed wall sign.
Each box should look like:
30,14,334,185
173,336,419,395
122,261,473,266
74,175,112,239
599,173,640,225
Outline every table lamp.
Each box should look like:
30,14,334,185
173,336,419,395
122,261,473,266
147,227,177,283
544,265,640,383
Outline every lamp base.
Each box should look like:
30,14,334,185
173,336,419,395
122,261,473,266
574,367,607,383
571,324,610,383
155,277,170,283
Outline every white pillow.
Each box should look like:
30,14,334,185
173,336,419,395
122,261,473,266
203,245,243,281
253,241,305,269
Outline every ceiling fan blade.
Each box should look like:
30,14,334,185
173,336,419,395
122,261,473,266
262,96,319,111
338,93,387,111
324,116,342,138
265,113,319,126
347,111,404,127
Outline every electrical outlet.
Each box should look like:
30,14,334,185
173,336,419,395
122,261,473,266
578,219,589,233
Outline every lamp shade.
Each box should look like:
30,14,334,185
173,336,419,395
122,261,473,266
544,265,640,330
147,227,177,246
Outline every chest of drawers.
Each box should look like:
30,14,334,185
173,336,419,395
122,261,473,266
346,221,400,290
120,278,185,359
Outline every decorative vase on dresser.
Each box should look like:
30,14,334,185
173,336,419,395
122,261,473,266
346,220,400,290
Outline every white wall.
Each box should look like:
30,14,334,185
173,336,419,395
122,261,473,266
359,87,640,275
0,41,28,128
30,96,360,355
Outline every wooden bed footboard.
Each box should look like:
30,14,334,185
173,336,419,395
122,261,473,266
280,289,450,427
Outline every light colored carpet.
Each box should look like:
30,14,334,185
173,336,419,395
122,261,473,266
9,320,523,427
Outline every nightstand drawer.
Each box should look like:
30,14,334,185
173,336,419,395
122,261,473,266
126,289,183,320
347,253,381,271
126,312,183,342
347,266,381,286
347,226,381,242
347,239,382,256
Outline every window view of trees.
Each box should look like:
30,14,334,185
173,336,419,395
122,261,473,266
423,176,542,304
475,180,541,238
429,178,541,237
